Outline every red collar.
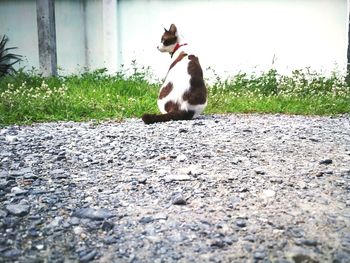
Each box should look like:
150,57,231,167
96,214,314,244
171,43,187,58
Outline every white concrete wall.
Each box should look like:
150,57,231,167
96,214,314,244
0,0,39,70
0,0,106,74
0,0,348,78
118,0,348,78
55,0,105,73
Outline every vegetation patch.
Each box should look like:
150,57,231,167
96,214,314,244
207,69,350,116
0,66,349,126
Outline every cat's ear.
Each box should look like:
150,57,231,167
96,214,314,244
164,27,168,32
169,24,177,35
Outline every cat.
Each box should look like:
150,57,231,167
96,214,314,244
142,24,207,124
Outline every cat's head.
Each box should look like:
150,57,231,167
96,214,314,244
157,24,179,53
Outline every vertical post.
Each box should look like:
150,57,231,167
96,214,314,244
36,0,57,76
82,0,89,70
347,0,350,84
102,0,118,73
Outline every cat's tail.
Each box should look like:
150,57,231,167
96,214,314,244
142,110,194,124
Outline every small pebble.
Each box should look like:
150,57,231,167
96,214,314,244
6,204,30,217
236,219,247,228
172,194,187,205
72,208,115,220
80,250,97,262
176,154,187,162
139,216,154,224
319,159,333,165
35,244,44,250
302,239,318,246
253,251,266,260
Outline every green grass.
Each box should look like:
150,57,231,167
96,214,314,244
0,67,349,126
207,69,350,116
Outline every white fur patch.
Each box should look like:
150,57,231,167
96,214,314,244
157,43,175,53
157,47,206,117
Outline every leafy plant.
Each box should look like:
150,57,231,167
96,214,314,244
0,35,22,77
0,66,349,126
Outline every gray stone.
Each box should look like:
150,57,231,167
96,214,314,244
139,216,154,224
24,173,38,180
164,174,191,182
332,250,350,263
288,227,305,238
138,177,147,184
3,248,21,258
176,154,187,162
223,236,238,245
69,217,80,225
244,235,256,242
154,213,168,220
72,208,115,220
51,169,65,175
287,247,319,263
319,159,333,165
11,187,28,195
5,135,17,143
0,210,8,218
0,180,7,190
6,204,30,216
105,235,118,244
236,219,247,228
46,216,63,228
211,239,225,248
179,128,188,133
253,251,266,260
255,168,266,175
80,249,97,262
261,189,276,198
302,239,318,246
172,193,187,205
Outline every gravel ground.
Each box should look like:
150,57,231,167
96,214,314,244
0,114,350,263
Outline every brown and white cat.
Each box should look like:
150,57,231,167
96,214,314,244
142,24,207,124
